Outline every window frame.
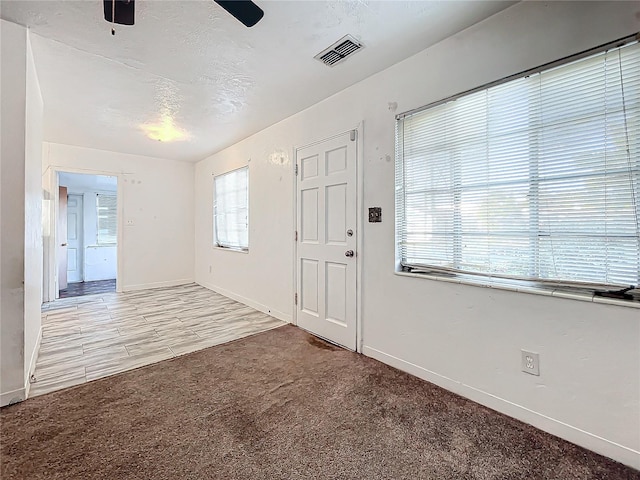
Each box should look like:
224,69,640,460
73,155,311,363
394,33,640,304
213,166,250,253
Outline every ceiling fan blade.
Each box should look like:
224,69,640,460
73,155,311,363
103,0,135,26
214,1,264,28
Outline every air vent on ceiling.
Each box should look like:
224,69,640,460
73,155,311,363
315,35,363,67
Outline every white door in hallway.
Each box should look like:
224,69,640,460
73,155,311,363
66,194,84,283
296,131,357,350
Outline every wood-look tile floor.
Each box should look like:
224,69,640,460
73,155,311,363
31,283,285,397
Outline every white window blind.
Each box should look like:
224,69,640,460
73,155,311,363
96,194,117,245
214,167,249,251
396,40,640,288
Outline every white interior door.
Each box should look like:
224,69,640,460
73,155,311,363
296,131,357,350
66,194,84,283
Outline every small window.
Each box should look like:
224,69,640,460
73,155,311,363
395,40,640,289
96,194,117,245
214,167,249,251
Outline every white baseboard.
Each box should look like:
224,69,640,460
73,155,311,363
25,325,43,398
362,345,640,471
122,278,194,292
197,280,292,323
1,387,26,408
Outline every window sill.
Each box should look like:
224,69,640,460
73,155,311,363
212,246,249,254
394,270,640,309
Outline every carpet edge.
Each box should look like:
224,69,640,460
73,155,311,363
362,344,640,471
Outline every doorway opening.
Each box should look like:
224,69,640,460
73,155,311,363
56,172,118,299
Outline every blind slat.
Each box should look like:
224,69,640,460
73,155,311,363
396,41,640,288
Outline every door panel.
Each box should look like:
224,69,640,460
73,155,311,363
301,259,319,316
67,250,77,271
326,146,347,175
67,194,84,283
301,188,319,243
326,183,347,244
296,131,357,350
57,186,68,291
325,262,347,326
301,154,319,180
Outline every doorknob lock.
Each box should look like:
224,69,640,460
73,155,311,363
345,250,354,257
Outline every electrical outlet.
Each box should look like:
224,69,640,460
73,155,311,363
368,207,382,223
521,350,540,376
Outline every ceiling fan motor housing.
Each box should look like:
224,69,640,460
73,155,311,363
103,0,135,26
103,0,264,29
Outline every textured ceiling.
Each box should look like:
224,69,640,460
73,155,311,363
2,1,515,162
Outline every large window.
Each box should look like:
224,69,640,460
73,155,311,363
214,167,249,251
96,194,117,245
396,39,639,288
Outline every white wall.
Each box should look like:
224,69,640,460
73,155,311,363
0,20,43,406
84,246,117,281
194,1,640,469
43,143,194,292
195,147,293,321
24,29,44,389
0,19,28,407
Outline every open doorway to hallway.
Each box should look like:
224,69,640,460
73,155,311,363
56,172,118,299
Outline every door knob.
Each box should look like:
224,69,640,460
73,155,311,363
61,243,68,247
345,250,354,257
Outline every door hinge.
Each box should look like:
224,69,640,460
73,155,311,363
350,130,356,142
295,164,299,176
294,293,298,305
295,230,298,241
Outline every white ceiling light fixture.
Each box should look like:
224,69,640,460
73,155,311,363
315,34,364,67
141,115,190,143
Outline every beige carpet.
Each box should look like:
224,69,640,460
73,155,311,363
1,325,637,479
